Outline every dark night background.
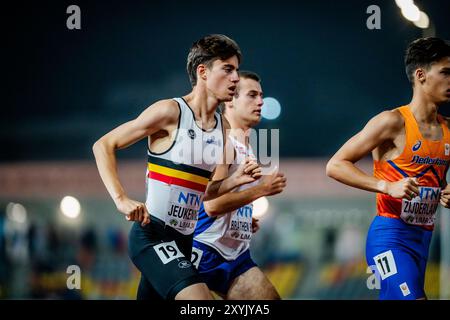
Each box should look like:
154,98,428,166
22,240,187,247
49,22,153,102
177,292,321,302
3,0,450,161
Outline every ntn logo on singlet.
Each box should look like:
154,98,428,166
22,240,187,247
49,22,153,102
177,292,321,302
237,206,252,217
178,191,201,207
416,186,440,200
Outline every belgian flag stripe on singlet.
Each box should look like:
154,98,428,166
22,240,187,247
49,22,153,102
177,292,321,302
147,155,211,193
147,155,212,178
148,171,207,192
148,163,209,185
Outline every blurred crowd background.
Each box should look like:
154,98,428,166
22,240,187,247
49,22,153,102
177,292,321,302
2,0,450,299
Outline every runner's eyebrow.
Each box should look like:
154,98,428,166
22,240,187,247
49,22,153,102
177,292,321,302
223,64,236,69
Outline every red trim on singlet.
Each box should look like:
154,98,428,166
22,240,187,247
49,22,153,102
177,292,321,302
148,171,207,193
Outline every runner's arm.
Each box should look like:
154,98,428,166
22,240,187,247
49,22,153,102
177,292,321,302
204,186,266,217
326,111,406,194
204,169,286,217
93,99,179,204
203,117,261,201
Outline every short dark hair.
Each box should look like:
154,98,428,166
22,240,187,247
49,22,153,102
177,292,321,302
234,70,261,98
238,70,261,82
187,34,242,87
405,37,450,84
222,70,261,113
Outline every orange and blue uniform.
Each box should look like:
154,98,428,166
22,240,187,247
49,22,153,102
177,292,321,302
367,105,450,299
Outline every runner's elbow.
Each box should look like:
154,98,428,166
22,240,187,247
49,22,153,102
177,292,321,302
92,139,112,159
92,140,102,155
204,202,220,217
326,158,340,179
93,137,115,155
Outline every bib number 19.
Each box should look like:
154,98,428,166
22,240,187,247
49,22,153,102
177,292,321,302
153,241,185,264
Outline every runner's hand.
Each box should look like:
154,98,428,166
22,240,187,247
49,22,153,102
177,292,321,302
386,178,419,200
233,157,261,186
252,217,260,233
440,185,450,208
114,195,150,226
257,166,287,196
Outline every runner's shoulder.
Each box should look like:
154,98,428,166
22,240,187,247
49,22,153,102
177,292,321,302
142,98,180,124
372,109,405,135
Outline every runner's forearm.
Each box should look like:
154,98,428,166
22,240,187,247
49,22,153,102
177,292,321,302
204,185,266,216
326,159,388,194
93,140,127,203
203,173,248,201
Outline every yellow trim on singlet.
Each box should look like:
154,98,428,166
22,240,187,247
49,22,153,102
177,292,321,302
147,163,209,186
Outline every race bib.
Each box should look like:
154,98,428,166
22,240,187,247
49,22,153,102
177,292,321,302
401,186,440,226
224,204,253,243
165,186,203,235
373,250,398,280
153,241,185,264
190,246,203,269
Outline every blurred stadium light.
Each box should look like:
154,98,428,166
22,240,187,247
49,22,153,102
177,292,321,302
395,0,434,35
60,196,81,219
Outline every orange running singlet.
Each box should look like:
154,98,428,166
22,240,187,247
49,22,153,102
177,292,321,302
374,105,450,230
